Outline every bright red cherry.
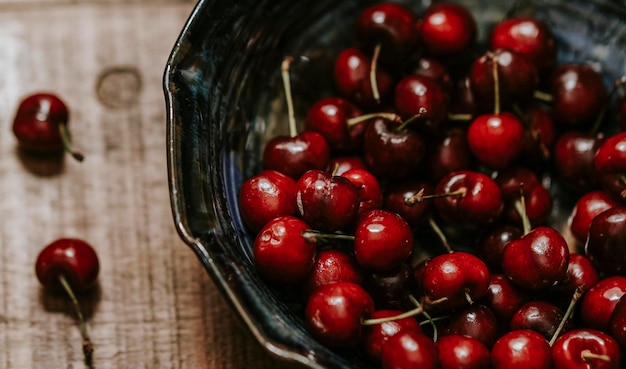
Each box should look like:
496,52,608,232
354,209,413,272
579,276,626,331
341,168,383,216
491,329,552,369
495,166,553,227
569,190,618,245
301,249,362,298
253,216,317,284
594,132,626,202
238,170,297,233
554,253,600,297
420,2,477,57
551,329,621,369
13,92,83,161
304,97,365,154
360,309,422,364
394,74,450,134
380,330,440,369
467,112,526,170
436,334,491,369
305,281,374,349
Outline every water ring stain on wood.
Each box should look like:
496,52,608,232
96,66,142,108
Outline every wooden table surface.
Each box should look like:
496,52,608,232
0,1,299,368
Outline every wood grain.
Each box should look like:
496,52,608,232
0,2,300,368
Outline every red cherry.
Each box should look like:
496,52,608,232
383,178,434,229
554,253,600,297
467,112,526,170
253,216,317,284
360,309,422,364
420,2,477,57
304,97,365,154
490,17,557,74
301,249,362,298
380,330,439,369
491,329,552,369
424,127,476,183
552,131,604,193
441,304,499,349
495,166,553,227
411,57,453,93
436,334,491,369
12,92,83,161
326,156,367,175
569,190,618,245
510,300,571,340
296,169,360,232
594,132,626,201
502,226,570,291
585,206,626,275
305,281,374,349
422,251,490,310
341,168,383,216
354,209,413,272
580,276,626,331
481,274,530,323
262,130,330,179
478,225,523,273
551,329,621,369
364,263,415,310
394,74,450,134
608,295,626,352
238,170,297,233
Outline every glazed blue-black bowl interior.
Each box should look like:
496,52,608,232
164,0,626,368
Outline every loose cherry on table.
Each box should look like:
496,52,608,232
35,238,100,366
13,92,84,161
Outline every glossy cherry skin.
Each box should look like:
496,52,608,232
436,334,491,369
380,330,440,369
551,329,621,369
569,190,618,245
502,226,570,291
548,63,608,129
495,166,553,227
394,74,450,134
467,112,526,170
304,97,365,154
594,132,626,201
424,127,476,183
362,116,426,181
491,329,552,369
253,216,316,284
510,300,571,340
490,17,557,75
480,274,530,323
441,304,499,349
420,2,477,57
360,309,422,364
326,156,367,175
422,251,490,310
383,178,434,230
13,93,69,154
553,253,599,297
411,57,453,93
262,130,330,179
35,238,99,293
301,249,363,298
354,209,413,272
585,206,626,275
579,276,626,331
469,49,539,111
356,2,421,64
341,168,383,216
305,281,374,349
334,47,393,109
608,295,626,351
553,132,604,193
238,170,297,233
478,226,523,273
433,170,504,228
296,169,360,232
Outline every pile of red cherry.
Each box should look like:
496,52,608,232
238,2,626,368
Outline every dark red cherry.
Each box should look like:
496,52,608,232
364,263,415,310
411,57,453,93
305,281,374,349
551,329,621,369
326,156,367,175
449,74,477,118
495,167,553,227
579,276,626,331
394,74,450,134
253,216,316,284
569,190,618,245
609,295,626,352
360,309,422,365
420,2,477,57
554,253,600,297
548,63,608,129
356,2,421,64
380,330,439,369
436,334,491,369
35,238,99,293
586,207,626,276
422,251,490,310
424,127,476,183
467,112,526,170
502,226,569,291
334,47,393,109
478,225,523,273
301,249,363,298
304,97,365,154
553,131,604,193
354,209,413,272
520,105,556,166
510,300,571,340
238,170,297,233
490,17,557,75
341,168,383,216
12,92,83,161
433,170,504,228
594,132,626,202
296,169,360,232
481,274,530,323
383,178,434,229
441,304,499,349
262,130,330,179
491,329,552,369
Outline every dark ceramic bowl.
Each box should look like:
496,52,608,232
164,0,626,368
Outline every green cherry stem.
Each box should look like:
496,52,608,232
58,275,93,367
370,43,382,104
361,297,448,326
58,123,84,162
281,56,298,138
301,230,355,243
548,285,584,347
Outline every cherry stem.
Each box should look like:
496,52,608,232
533,90,554,103
370,43,382,104
581,350,611,362
361,297,448,326
405,187,467,206
396,108,427,131
464,289,474,305
409,295,440,342
548,285,585,346
513,185,532,235
447,113,473,121
58,124,84,162
490,53,501,115
301,230,355,243
281,56,297,138
58,275,93,367
346,112,402,127
428,216,453,254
